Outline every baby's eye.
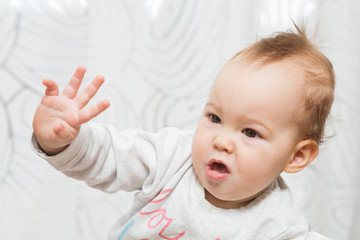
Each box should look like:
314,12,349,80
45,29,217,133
209,114,221,124
243,128,258,138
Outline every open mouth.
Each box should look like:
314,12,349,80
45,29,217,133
206,159,230,181
210,162,229,173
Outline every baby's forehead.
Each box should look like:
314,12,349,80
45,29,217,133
219,58,307,89
215,60,305,99
215,59,307,107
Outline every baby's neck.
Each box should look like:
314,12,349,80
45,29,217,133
204,190,257,209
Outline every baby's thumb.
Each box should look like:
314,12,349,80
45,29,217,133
43,79,59,96
52,122,76,143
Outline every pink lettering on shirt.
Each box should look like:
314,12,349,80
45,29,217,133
139,189,186,240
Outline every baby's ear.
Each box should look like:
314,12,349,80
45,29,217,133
283,139,318,173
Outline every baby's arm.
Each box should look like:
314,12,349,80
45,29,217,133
32,66,110,155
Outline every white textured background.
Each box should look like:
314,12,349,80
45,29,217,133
0,0,359,239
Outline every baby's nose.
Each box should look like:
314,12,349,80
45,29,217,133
213,132,235,154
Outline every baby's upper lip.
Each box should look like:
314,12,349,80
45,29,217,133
208,159,231,174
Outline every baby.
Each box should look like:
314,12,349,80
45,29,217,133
32,25,334,240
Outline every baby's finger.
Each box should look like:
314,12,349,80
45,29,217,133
43,78,59,96
61,65,86,99
78,99,110,124
75,74,105,109
52,122,72,145
53,122,65,136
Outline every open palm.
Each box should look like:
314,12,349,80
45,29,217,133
33,66,110,155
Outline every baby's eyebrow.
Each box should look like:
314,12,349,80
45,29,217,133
205,102,220,110
204,102,224,115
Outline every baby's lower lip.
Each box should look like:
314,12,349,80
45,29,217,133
206,166,229,181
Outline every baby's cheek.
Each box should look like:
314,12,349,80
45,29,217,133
191,144,203,163
244,161,281,189
191,140,209,173
192,132,205,156
239,160,270,180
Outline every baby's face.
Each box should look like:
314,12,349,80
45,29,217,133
192,59,304,208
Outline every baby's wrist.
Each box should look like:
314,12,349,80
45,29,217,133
36,138,69,156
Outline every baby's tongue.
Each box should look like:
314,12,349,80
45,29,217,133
212,162,228,173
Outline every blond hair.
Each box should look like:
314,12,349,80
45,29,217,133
232,24,335,144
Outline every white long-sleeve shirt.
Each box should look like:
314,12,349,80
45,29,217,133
32,123,310,240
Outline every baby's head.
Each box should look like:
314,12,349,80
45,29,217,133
191,25,335,209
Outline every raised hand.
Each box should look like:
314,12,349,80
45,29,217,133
32,66,110,155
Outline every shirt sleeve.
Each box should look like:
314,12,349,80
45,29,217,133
31,123,193,194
